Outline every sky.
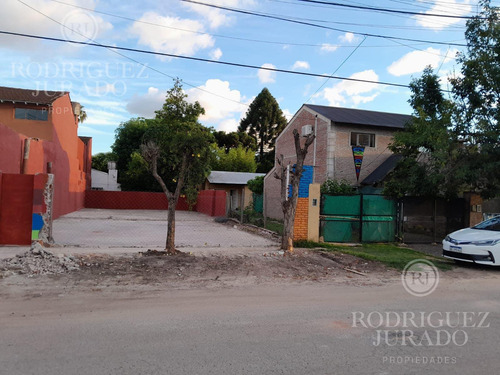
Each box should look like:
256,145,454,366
0,0,497,154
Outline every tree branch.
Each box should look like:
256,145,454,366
141,141,173,200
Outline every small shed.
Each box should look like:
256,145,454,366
204,171,265,212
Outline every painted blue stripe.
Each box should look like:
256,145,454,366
32,213,44,230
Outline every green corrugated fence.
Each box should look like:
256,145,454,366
320,194,397,243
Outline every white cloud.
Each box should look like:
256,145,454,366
292,61,310,70
321,70,380,107
217,118,240,132
282,108,293,120
0,0,112,50
126,86,165,117
339,32,357,43
258,63,276,84
387,48,446,76
210,48,223,60
84,107,128,126
126,80,247,132
130,12,214,57
183,0,255,29
414,0,472,30
78,125,114,135
187,79,247,124
321,43,338,52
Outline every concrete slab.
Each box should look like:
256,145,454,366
1,209,278,258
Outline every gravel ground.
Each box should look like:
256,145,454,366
405,242,444,257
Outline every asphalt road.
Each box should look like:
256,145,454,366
1,275,499,375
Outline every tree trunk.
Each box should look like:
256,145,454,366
142,142,188,255
274,129,315,253
166,197,177,253
281,205,296,252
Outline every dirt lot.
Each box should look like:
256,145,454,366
0,246,402,298
2,209,498,299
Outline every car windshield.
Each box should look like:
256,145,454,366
473,216,500,231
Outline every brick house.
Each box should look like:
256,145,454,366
0,86,92,221
264,104,411,220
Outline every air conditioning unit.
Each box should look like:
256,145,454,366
301,124,313,137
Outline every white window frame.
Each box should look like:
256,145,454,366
350,132,375,147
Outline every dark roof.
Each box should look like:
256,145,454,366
361,154,403,186
0,86,67,105
207,171,265,185
305,104,411,129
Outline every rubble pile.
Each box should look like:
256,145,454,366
0,242,80,276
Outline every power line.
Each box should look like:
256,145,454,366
295,0,481,19
306,36,368,103
15,0,248,108
182,0,469,47
46,0,463,61
0,30,415,90
268,0,471,30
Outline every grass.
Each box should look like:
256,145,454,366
264,220,284,235
294,240,454,271
230,208,284,235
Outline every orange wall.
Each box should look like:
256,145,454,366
0,103,53,140
0,94,91,218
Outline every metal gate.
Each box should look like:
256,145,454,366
400,197,465,243
320,194,397,243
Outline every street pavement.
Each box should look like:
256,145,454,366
1,276,499,374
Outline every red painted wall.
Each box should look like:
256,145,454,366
0,93,91,219
0,173,34,245
85,190,191,210
85,190,226,216
197,190,226,217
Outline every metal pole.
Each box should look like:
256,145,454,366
433,199,437,243
263,178,267,228
313,115,317,182
359,194,363,243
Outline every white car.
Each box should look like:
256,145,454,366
443,216,500,265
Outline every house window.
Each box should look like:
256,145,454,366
350,132,375,147
15,108,48,121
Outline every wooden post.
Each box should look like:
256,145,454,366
240,187,245,223
22,138,30,174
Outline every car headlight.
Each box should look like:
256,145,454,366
445,235,451,242
471,239,500,246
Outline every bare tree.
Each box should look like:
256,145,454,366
274,128,315,253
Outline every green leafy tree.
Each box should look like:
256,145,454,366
384,67,462,198
122,151,161,192
78,106,87,124
111,118,153,190
141,79,215,253
385,2,500,199
212,130,257,152
212,145,257,172
321,179,356,195
238,88,288,169
247,176,264,195
450,0,500,198
91,152,116,172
